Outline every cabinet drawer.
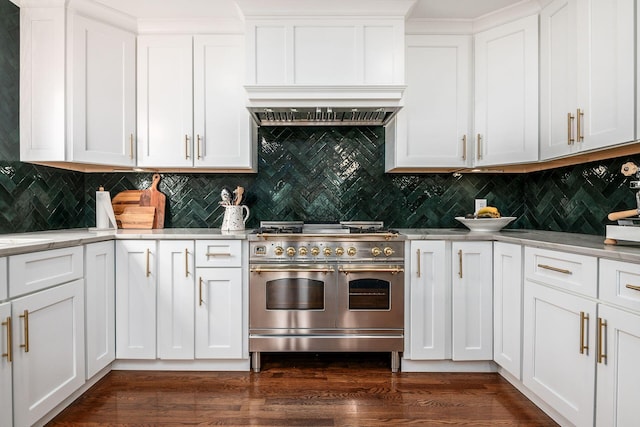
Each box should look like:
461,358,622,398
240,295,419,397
600,259,640,313
524,247,597,297
9,246,83,297
195,240,241,267
0,258,6,301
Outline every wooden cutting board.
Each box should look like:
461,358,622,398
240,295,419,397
139,173,166,229
111,190,144,215
115,206,155,229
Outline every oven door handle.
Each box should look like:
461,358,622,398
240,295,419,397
338,266,404,275
250,265,335,274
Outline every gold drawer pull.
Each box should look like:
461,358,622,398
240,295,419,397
185,248,190,277
567,112,575,145
625,284,640,292
598,317,607,364
579,311,589,354
199,277,204,306
416,249,421,278
458,249,463,278
206,252,232,258
2,316,11,362
146,249,151,277
537,264,572,275
461,135,467,161
19,310,29,353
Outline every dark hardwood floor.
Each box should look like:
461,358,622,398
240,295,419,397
47,353,558,426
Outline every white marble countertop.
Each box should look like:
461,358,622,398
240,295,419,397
1,227,640,262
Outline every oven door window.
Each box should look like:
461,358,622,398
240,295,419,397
265,278,324,310
348,279,390,310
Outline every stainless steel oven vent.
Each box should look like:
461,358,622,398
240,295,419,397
248,106,400,126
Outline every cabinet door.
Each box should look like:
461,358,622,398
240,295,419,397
157,241,195,360
386,35,470,169
0,257,6,301
85,241,115,379
12,279,85,427
474,15,538,166
71,15,136,166
493,242,522,379
137,35,193,167
116,240,156,359
539,0,578,160
451,242,493,360
194,35,255,170
576,0,634,150
409,241,448,359
0,302,11,427
596,304,640,426
523,281,596,427
195,268,243,359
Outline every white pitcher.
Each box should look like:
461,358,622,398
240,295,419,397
221,205,250,231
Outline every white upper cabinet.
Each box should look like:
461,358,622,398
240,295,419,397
386,35,471,170
474,15,538,166
137,34,257,170
20,4,137,167
540,0,635,160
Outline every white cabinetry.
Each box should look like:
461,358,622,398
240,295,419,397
0,257,6,301
20,4,137,167
0,302,11,427
11,279,85,427
115,240,156,359
540,0,635,160
473,15,538,166
137,35,256,170
85,241,115,378
493,242,522,379
386,35,471,170
408,241,448,359
451,242,493,360
157,240,195,360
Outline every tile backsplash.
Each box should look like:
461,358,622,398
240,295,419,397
0,0,636,236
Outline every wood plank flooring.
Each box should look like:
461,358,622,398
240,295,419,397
47,353,558,426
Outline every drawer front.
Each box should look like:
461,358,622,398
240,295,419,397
600,259,640,313
0,258,6,301
524,246,597,297
9,246,84,298
195,240,241,267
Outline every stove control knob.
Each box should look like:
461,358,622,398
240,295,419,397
298,247,308,256
347,247,357,256
383,247,395,257
336,247,345,256
311,247,320,256
371,247,382,257
274,246,284,256
286,247,296,257
323,247,332,256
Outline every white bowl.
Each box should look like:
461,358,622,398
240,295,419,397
455,216,517,232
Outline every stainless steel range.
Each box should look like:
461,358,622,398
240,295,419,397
248,221,404,372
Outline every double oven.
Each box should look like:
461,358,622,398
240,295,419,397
248,222,404,372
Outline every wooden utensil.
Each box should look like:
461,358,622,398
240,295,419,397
115,206,156,229
234,186,244,205
139,173,166,229
111,190,144,215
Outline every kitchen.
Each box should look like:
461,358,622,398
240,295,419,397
1,0,640,426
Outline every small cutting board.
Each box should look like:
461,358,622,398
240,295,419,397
115,206,155,229
139,173,166,229
111,190,144,215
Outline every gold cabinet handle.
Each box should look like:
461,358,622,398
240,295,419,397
1,316,11,362
567,112,575,145
185,248,190,277
196,134,202,160
19,310,29,353
185,134,190,159
597,317,607,364
199,277,203,306
462,135,467,161
146,249,151,277
416,248,421,278
129,133,134,160
476,134,482,160
537,264,572,275
576,108,584,142
580,311,589,354
458,249,463,278
625,284,640,292
206,252,232,258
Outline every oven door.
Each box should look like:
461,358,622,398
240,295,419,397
336,264,404,329
249,264,336,329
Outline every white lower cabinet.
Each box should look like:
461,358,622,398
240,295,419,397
0,301,12,427
85,241,115,378
451,241,493,360
116,240,157,359
12,279,85,427
493,242,522,379
523,281,596,427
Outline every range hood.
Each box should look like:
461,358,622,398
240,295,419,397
245,85,406,127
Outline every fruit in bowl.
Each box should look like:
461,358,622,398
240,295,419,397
457,206,515,231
